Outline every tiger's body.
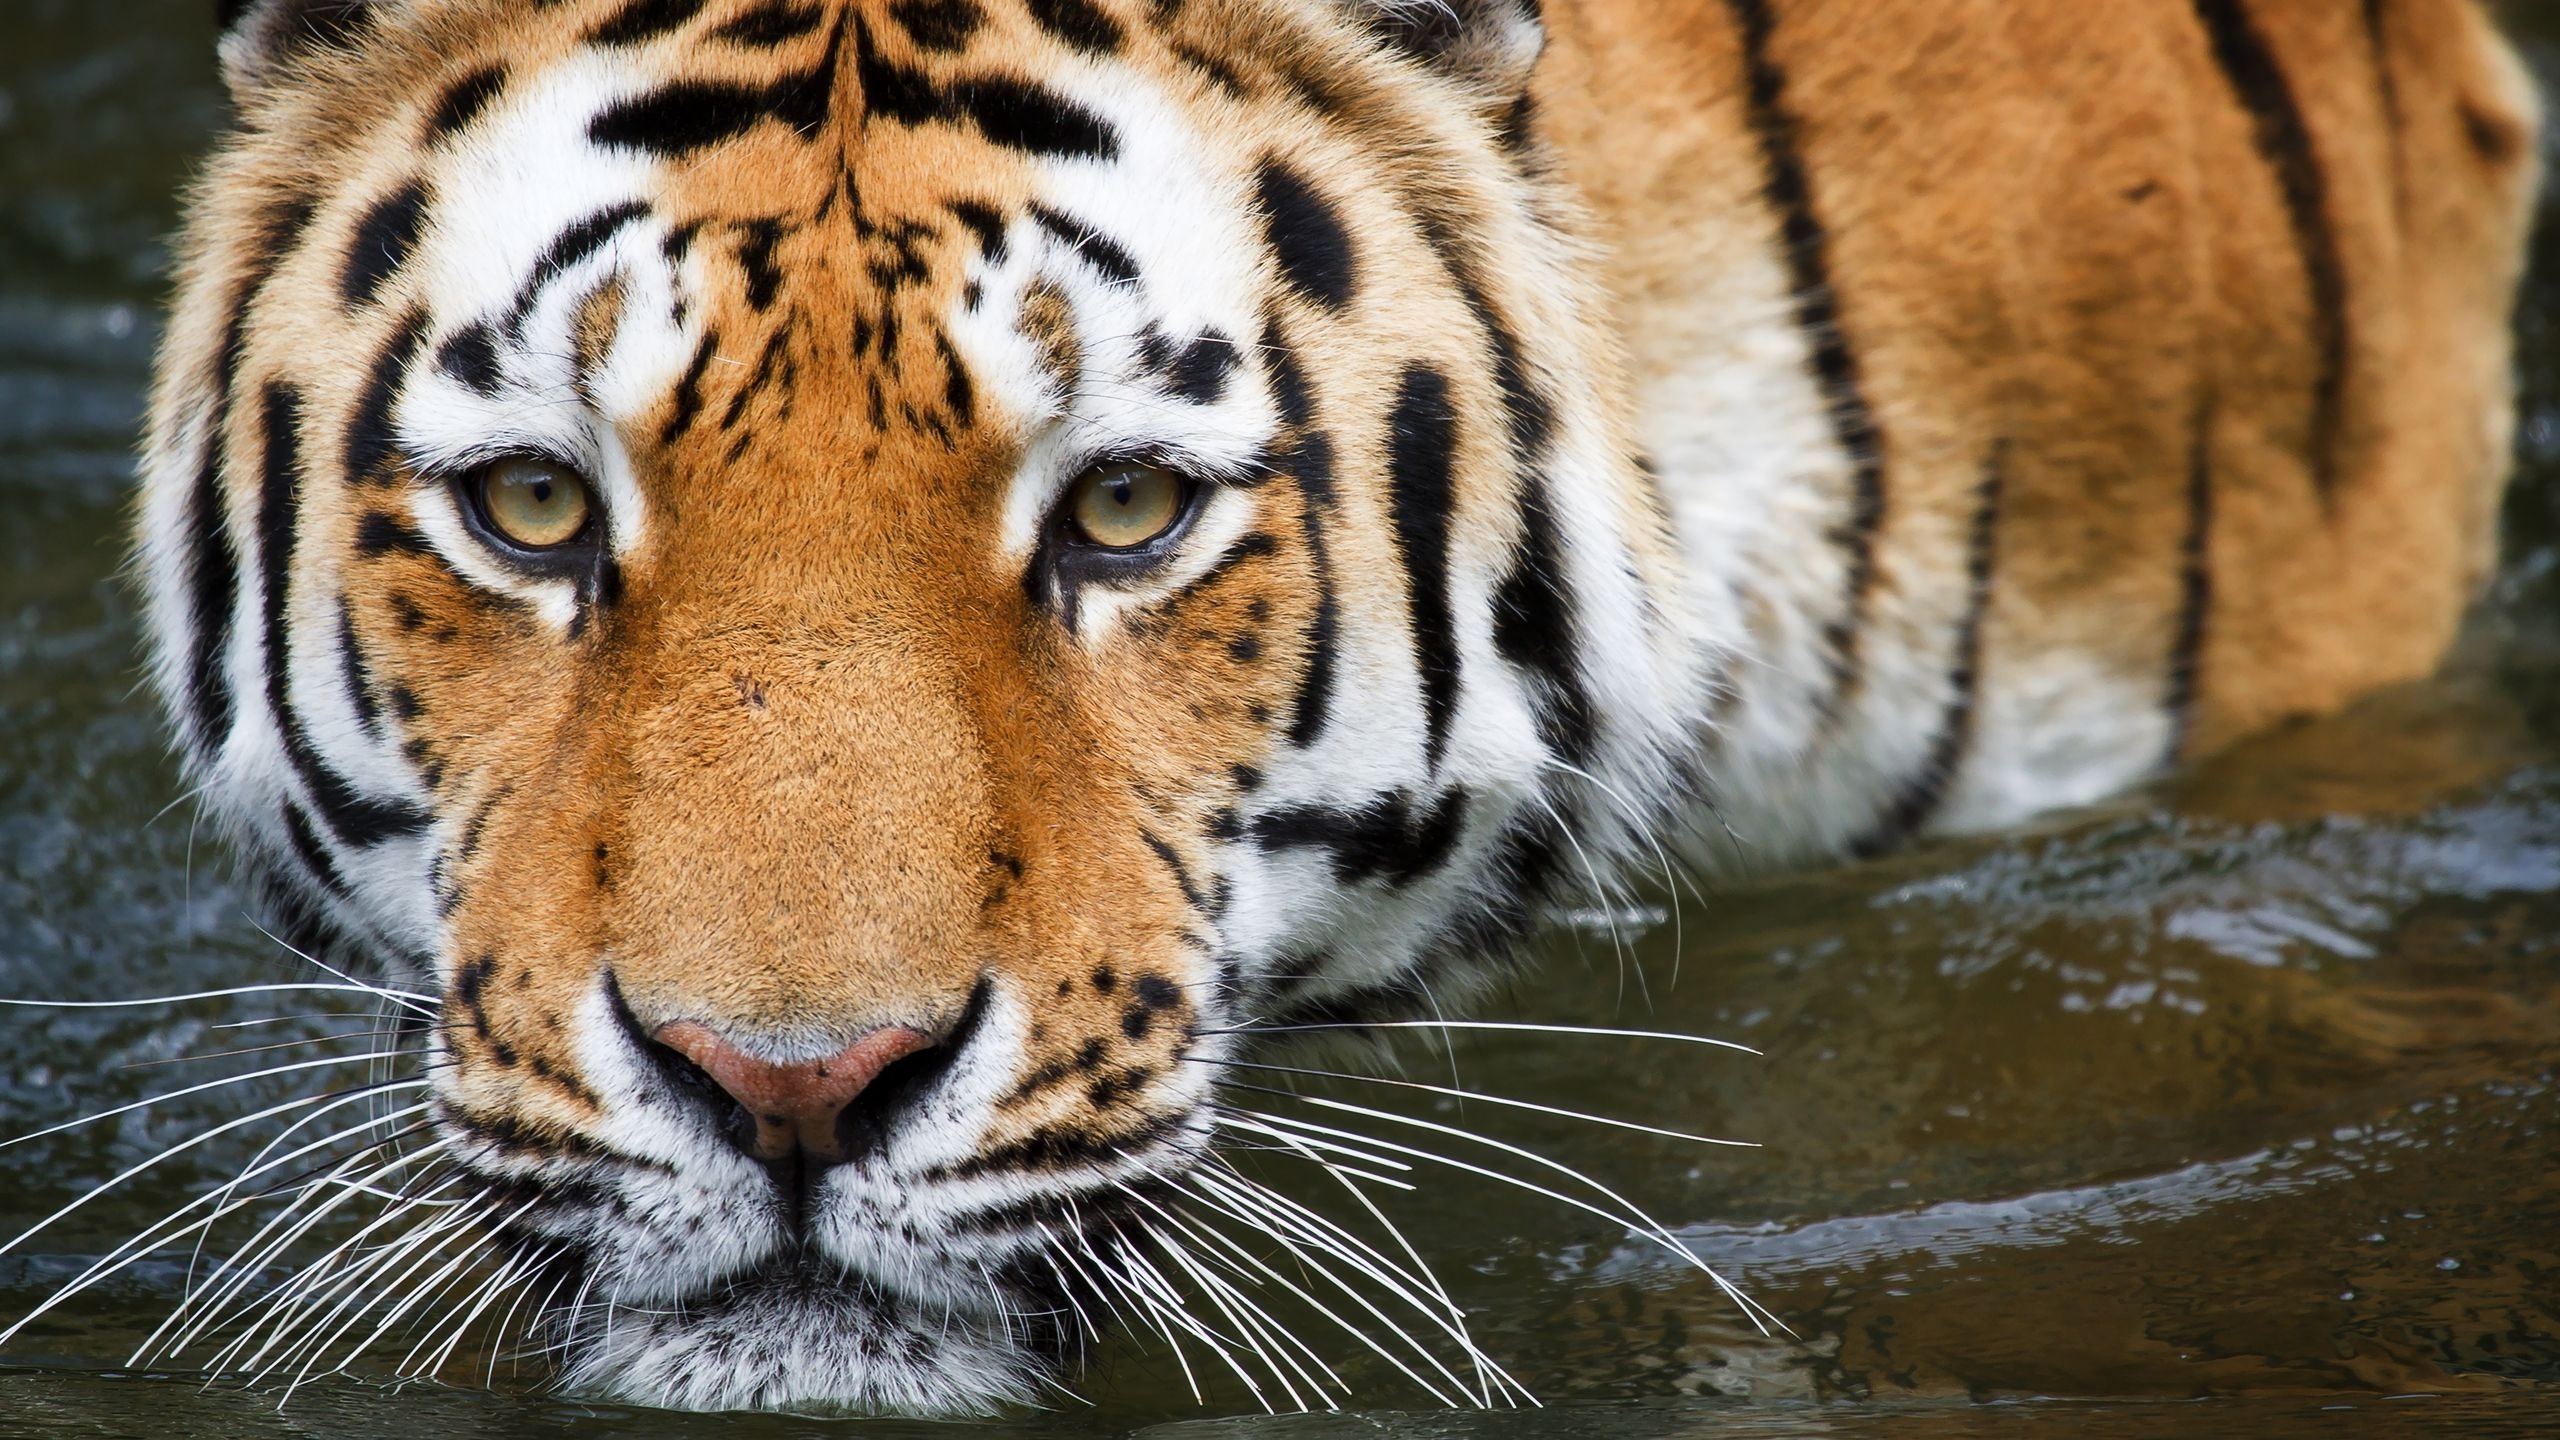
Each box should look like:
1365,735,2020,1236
1553,0,2541,858
122,0,2538,1414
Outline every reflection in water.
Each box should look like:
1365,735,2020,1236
0,3,2556,1436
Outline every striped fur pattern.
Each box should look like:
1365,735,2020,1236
132,0,2537,1413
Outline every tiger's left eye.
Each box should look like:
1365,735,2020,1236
1066,462,1187,550
473,456,593,551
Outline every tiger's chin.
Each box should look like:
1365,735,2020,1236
549,1261,1064,1416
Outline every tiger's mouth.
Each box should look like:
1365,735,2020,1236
478,1118,1138,1414
538,1249,1077,1415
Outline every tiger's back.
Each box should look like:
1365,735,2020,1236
1537,0,2541,858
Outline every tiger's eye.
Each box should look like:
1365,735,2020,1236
1067,462,1185,550
477,456,592,550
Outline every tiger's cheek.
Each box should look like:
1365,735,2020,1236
424,753,625,1130
1081,493,1325,825
353,572,626,1132
970,815,1214,1145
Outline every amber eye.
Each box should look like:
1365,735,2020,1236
473,456,593,550
1065,461,1187,550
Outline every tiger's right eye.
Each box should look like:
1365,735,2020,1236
471,456,593,551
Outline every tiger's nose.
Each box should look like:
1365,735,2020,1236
650,1021,937,1164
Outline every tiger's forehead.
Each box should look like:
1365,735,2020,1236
272,0,1303,528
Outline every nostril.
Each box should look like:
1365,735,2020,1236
609,976,760,1153
837,976,993,1166
659,1039,764,1156
834,1040,948,1165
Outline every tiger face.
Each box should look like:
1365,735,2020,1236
141,0,1700,1410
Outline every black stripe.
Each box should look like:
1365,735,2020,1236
1254,161,1357,311
719,327,791,431
1433,226,1595,764
1287,438,1340,748
256,382,432,852
281,804,350,897
1185,530,1279,599
887,0,981,51
1029,203,1140,285
427,66,507,139
1140,829,1211,915
1725,0,1885,715
355,509,432,557
1365,0,1475,68
341,181,428,310
1495,91,1539,157
345,311,427,485
588,0,709,45
662,329,721,444
855,14,947,124
949,76,1117,159
504,201,653,333
1249,788,1469,887
947,198,1007,261
845,36,1122,159
713,0,825,46
338,602,379,730
1265,314,1313,428
2194,0,2347,499
587,12,841,154
590,82,776,154
437,321,502,396
2361,0,2408,229
1851,446,2004,858
186,195,319,757
1385,365,1461,770
2166,407,2216,759
1493,477,1595,764
1263,322,1338,747
184,446,243,758
1163,331,1237,406
935,330,976,426
1169,40,1247,98
1027,0,1123,53
733,216,786,310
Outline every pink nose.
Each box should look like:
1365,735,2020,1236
651,1021,936,1162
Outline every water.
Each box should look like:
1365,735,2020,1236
2,4,2557,1436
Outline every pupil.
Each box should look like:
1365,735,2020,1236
1108,478,1133,508
529,478,554,504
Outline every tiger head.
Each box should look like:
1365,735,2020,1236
140,0,1705,1411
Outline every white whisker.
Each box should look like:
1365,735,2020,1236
1211,1058,1758,1149
0,1050,413,1155
0,984,430,1014
1188,1154,1523,1405
1236,1096,1790,1338
1157,1180,1477,1407
1206,1018,1758,1054
148,1142,448,1363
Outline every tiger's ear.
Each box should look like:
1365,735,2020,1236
217,0,382,100
1365,0,1545,103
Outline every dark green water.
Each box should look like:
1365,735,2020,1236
2,4,2557,1436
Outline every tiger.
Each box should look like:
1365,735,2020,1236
114,0,2539,1415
